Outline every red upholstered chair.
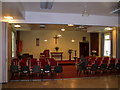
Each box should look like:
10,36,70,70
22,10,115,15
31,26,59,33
110,58,116,64
91,57,96,60
11,58,19,65
95,60,101,67
48,58,58,68
76,58,80,64
103,57,109,61
50,61,58,66
102,60,109,64
48,58,55,62
102,57,109,65
90,57,96,63
30,58,38,67
118,59,120,63
85,56,90,60
96,57,102,61
40,49,49,58
19,59,28,66
88,59,92,67
39,60,48,69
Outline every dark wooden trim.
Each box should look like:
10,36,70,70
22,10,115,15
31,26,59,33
101,33,104,57
16,31,20,56
90,33,99,56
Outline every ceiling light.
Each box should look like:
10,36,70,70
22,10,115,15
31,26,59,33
68,24,74,26
4,16,13,19
14,25,21,28
61,28,65,31
105,27,113,31
71,40,75,42
44,40,48,42
57,35,62,37
82,2,89,17
82,10,89,16
79,26,84,29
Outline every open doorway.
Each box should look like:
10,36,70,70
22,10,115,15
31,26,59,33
79,42,89,57
104,33,111,57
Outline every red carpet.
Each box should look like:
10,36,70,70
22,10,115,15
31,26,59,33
10,65,120,81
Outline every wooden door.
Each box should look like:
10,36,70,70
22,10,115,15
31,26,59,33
79,42,89,57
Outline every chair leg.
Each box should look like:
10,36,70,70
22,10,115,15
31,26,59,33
19,73,22,82
86,70,89,77
61,73,63,79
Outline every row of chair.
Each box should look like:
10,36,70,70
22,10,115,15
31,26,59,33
10,64,63,80
11,58,58,69
77,62,120,75
86,57,120,64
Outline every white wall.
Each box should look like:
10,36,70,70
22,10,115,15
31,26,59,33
0,22,8,83
0,23,3,84
20,30,90,60
9,12,118,27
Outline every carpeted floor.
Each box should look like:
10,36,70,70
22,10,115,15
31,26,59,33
58,60,76,65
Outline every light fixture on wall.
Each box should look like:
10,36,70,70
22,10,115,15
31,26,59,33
61,28,65,31
71,40,75,42
82,2,89,16
44,40,48,42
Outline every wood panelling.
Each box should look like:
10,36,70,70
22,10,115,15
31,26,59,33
90,33,99,56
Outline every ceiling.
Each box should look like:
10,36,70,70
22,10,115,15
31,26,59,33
2,2,25,19
11,23,111,33
2,2,118,20
22,2,118,16
2,2,118,32
11,24,88,31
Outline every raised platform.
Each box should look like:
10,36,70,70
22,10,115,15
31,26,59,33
58,60,76,65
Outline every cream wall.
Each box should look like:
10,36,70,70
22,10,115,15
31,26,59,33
99,33,102,57
112,29,117,58
20,30,90,60
8,25,12,67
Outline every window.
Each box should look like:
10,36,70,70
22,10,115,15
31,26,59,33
104,34,111,56
12,32,16,57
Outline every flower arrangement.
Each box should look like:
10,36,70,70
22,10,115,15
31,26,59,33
68,49,73,54
55,47,59,52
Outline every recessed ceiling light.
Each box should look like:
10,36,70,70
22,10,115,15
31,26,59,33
44,40,48,42
68,24,74,26
58,35,62,37
14,24,21,28
79,26,84,29
61,28,65,31
4,16,13,19
105,27,113,31
71,40,75,42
